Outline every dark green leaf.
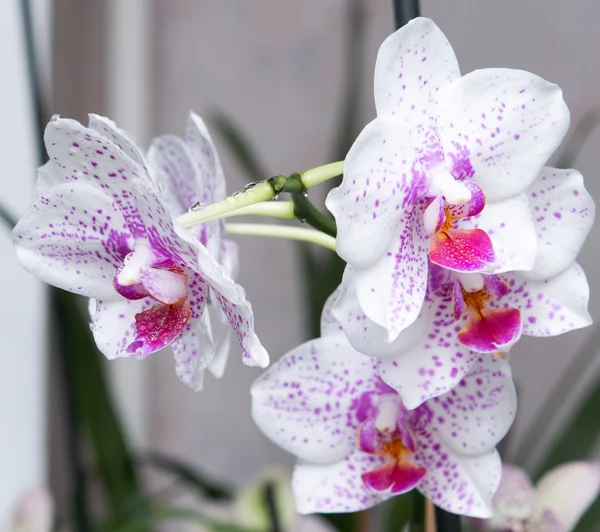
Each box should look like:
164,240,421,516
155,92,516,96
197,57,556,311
393,0,420,29
381,493,412,532
574,495,600,531
137,452,233,500
53,289,145,524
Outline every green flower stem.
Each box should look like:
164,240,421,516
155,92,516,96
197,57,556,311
298,160,344,188
291,193,337,237
198,201,296,223
225,223,336,252
176,162,344,228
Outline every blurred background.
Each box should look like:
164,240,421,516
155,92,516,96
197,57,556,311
2,0,600,529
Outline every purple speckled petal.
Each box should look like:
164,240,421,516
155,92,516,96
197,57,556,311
251,336,377,465
326,116,426,270
430,227,495,272
532,462,600,531
13,182,132,299
482,465,534,530
374,17,460,166
416,444,501,518
88,114,147,170
437,68,570,202
523,167,595,281
422,356,516,457
452,281,466,319
44,117,149,238
353,212,429,341
139,265,187,304
90,298,153,359
332,266,425,357
377,285,480,409
457,193,537,273
292,450,390,514
220,239,239,280
172,307,214,391
358,419,381,454
501,263,591,337
447,181,485,220
186,112,227,203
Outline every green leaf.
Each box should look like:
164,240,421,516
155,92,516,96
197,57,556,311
393,0,420,29
381,493,412,532
211,112,267,182
574,496,600,531
137,452,233,500
52,289,145,524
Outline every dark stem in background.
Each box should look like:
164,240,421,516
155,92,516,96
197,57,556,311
391,2,459,532
19,0,92,530
263,483,282,532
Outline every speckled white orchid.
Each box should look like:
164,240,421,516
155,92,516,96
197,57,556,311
13,114,267,390
326,17,571,345
473,462,600,531
251,295,517,517
333,164,593,408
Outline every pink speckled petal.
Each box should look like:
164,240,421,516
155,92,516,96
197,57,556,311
13,182,132,299
186,112,227,203
139,265,188,304
326,115,426,269
447,181,485,220
430,228,495,272
332,266,426,357
358,419,380,454
374,17,460,167
377,285,480,409
90,298,153,359
45,117,149,238
292,450,390,514
437,68,570,202
457,193,537,273
502,264,591,337
88,114,147,170
112,271,149,300
423,356,516,457
127,298,191,357
452,281,466,319
362,460,427,494
532,462,600,531
251,336,377,465
483,465,534,530
523,167,595,281
353,214,429,341
422,195,445,235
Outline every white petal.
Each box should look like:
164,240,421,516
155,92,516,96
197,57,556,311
292,450,390,514
532,461,600,531
326,115,423,269
438,68,570,201
375,17,460,153
523,167,595,280
90,298,152,360
13,182,132,299
34,161,62,196
486,464,535,529
424,356,516,456
186,112,227,203
45,117,150,238
251,336,376,465
220,239,239,280
11,487,54,532
352,215,429,341
206,300,232,379
457,193,538,273
503,263,591,337
377,285,480,409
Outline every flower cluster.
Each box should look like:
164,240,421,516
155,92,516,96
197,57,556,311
251,17,594,519
12,15,595,524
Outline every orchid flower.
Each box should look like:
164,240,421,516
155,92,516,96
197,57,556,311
147,112,240,379
473,462,600,531
13,114,267,390
251,295,517,517
6,487,53,532
326,17,571,344
332,164,593,408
